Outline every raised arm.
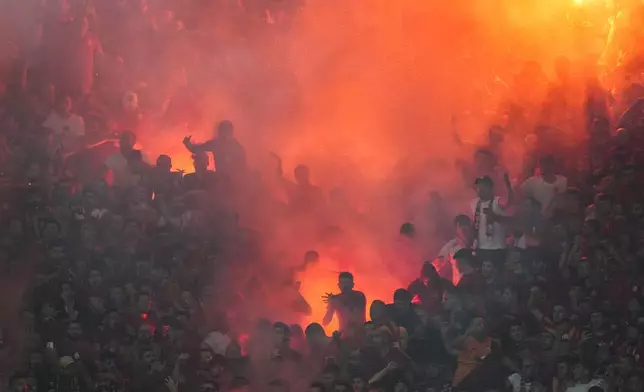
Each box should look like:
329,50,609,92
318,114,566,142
182,136,213,154
322,293,336,326
503,172,515,208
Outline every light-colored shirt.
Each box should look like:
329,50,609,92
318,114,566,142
565,379,606,392
508,373,534,392
203,331,232,356
437,238,464,285
470,197,506,250
43,111,85,152
43,111,86,137
104,148,151,188
521,174,567,213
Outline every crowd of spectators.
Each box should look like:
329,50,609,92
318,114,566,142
2,0,644,392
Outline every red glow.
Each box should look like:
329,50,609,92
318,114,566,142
297,249,410,334
238,333,249,356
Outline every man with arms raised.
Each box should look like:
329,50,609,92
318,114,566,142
322,272,366,334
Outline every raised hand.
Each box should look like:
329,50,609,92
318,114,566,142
182,136,192,145
165,377,179,392
322,292,336,304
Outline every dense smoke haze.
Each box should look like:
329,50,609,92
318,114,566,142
0,0,633,332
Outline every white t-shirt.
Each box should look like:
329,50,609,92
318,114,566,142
437,238,463,285
203,331,232,356
470,197,506,250
43,111,85,137
105,149,151,188
521,174,567,213
508,373,533,392
43,111,85,151
565,379,606,392
105,152,134,187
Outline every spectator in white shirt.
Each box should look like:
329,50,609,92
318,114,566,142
471,175,511,268
105,131,150,189
42,94,85,153
521,155,567,215
507,356,544,392
436,215,473,285
565,361,606,392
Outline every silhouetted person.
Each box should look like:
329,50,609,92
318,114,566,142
183,120,246,176
183,151,217,192
322,272,366,333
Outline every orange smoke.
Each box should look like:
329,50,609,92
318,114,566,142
298,247,408,334
114,0,641,334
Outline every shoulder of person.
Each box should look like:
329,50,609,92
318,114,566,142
521,175,536,188
556,174,568,183
105,153,122,165
438,239,456,257
508,372,521,383
42,111,59,125
407,279,422,292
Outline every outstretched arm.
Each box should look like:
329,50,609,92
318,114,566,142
322,298,335,326
183,136,213,154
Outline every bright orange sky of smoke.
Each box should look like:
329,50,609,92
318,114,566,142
132,0,634,332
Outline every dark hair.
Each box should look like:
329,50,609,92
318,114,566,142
309,382,325,391
453,248,473,261
339,272,354,281
305,323,325,337
304,250,320,262
218,120,234,131
421,262,437,279
454,214,471,227
399,222,415,237
394,288,411,302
